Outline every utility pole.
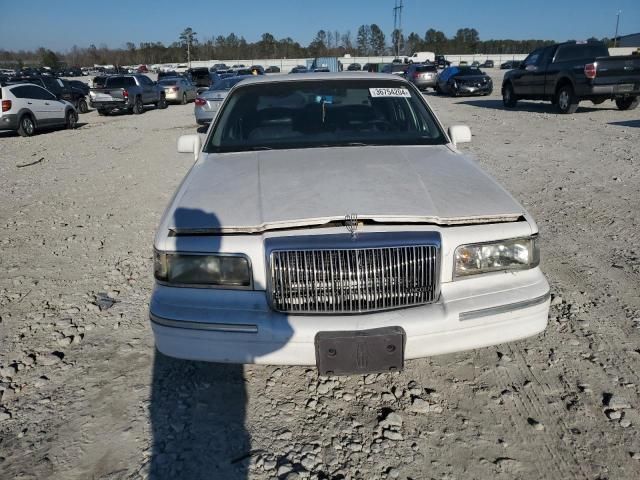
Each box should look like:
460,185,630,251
393,0,404,58
613,10,622,48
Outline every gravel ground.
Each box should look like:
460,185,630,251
0,71,639,480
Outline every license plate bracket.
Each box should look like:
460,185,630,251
315,327,405,376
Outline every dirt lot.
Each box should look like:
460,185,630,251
1,71,639,480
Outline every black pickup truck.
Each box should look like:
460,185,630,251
502,41,640,113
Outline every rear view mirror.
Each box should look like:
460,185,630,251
177,134,201,161
448,125,471,147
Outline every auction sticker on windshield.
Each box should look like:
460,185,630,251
369,87,411,98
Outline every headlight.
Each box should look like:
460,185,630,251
154,251,251,288
454,237,539,278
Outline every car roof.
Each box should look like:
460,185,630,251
238,72,407,85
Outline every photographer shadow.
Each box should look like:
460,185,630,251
149,207,293,479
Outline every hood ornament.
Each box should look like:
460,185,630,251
345,213,359,240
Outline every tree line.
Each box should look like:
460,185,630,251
0,26,613,68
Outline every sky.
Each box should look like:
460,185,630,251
1,0,638,52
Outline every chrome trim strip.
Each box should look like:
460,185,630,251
458,291,550,321
150,313,258,333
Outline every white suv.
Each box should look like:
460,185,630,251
0,83,77,136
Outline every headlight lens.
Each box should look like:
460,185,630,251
454,237,539,278
154,251,251,287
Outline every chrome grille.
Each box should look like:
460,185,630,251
269,245,438,313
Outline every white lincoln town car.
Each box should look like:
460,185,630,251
150,73,549,375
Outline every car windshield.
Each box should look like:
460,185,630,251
159,79,179,86
210,77,247,90
204,79,447,153
415,65,437,72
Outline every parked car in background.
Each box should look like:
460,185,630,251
436,66,493,96
89,74,167,115
408,51,435,63
231,64,246,69
0,82,77,136
405,63,438,90
459,61,469,66
290,65,308,74
210,63,229,72
91,76,108,89
381,63,409,76
471,61,480,67
158,70,179,80
265,66,281,73
500,60,522,70
153,72,549,372
347,63,362,71
187,67,215,92
67,80,90,96
8,76,89,113
502,41,640,113
158,77,197,104
363,63,381,73
481,60,495,68
194,76,250,125
137,65,149,73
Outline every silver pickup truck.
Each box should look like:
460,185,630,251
89,74,167,115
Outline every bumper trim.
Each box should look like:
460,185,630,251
459,290,550,321
150,312,258,333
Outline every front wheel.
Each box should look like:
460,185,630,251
65,110,78,129
502,83,517,108
17,115,35,137
158,95,168,109
615,96,639,111
556,85,579,114
78,98,88,113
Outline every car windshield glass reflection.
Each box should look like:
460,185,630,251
205,80,447,153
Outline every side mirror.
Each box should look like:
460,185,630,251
177,134,201,161
448,125,471,147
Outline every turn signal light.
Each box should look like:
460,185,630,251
1,100,11,112
194,97,206,106
584,63,597,79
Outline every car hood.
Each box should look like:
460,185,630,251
160,145,526,235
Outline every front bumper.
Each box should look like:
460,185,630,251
455,84,493,95
149,267,549,365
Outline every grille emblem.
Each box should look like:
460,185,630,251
345,213,359,240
